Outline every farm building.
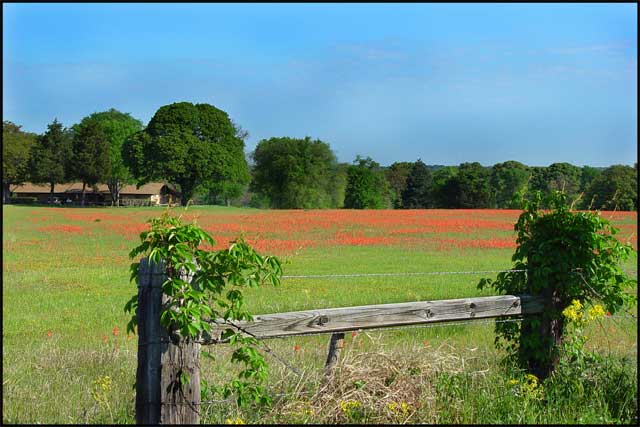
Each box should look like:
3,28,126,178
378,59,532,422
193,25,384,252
9,182,180,206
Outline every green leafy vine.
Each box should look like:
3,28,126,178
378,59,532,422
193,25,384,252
124,208,282,406
478,190,636,377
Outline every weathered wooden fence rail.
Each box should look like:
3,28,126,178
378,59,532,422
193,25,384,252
135,258,545,424
200,294,545,342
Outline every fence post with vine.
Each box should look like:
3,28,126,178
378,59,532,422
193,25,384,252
125,209,283,424
479,191,636,380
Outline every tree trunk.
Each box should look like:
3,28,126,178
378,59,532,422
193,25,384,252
81,182,87,207
180,191,192,206
107,180,121,207
49,181,55,204
3,181,11,204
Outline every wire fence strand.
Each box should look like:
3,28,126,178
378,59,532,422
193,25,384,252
281,269,528,279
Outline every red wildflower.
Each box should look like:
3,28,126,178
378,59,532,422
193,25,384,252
47,330,53,338
112,326,119,336
606,311,611,317
293,345,300,352
102,335,108,344
351,332,357,337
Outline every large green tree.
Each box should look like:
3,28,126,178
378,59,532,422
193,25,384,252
204,124,252,206
584,165,637,211
78,109,143,206
2,121,37,204
431,166,458,208
123,102,250,206
28,119,73,203
545,162,582,200
385,161,412,208
529,162,582,204
579,165,602,194
71,118,111,206
401,159,434,208
454,162,493,208
251,136,339,209
343,156,391,209
490,160,531,208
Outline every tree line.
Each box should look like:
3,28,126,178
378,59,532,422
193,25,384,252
3,101,637,211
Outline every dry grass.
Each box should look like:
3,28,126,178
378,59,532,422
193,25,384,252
225,333,494,424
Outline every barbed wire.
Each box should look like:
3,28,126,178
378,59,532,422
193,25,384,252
281,269,528,279
281,267,637,280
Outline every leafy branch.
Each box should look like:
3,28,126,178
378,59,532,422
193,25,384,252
124,208,282,406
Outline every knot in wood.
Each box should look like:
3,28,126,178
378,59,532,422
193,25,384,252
316,315,329,326
468,302,476,317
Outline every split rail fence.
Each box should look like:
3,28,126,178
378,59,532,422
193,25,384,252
135,258,546,424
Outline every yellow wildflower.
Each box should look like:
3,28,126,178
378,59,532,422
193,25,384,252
94,375,112,392
225,418,245,424
400,402,410,414
562,299,585,323
340,399,361,413
521,373,544,399
587,305,606,320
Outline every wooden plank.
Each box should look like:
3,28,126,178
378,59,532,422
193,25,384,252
201,295,544,343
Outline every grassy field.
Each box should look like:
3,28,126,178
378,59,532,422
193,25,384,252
2,205,637,424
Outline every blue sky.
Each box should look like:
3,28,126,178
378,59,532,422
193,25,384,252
3,3,637,167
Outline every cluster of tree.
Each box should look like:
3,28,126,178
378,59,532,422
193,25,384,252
249,148,637,211
3,110,143,205
4,101,637,211
3,102,249,207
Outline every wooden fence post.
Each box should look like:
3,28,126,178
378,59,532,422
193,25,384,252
324,332,345,378
136,258,200,424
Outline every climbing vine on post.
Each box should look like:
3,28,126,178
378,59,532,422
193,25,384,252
124,208,282,407
479,191,636,379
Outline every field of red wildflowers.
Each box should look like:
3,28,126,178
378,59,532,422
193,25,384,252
18,207,637,257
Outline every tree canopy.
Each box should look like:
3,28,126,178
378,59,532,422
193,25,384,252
123,102,250,206
453,162,493,208
251,136,340,209
584,165,637,211
344,156,391,209
401,159,434,208
71,117,111,205
431,166,458,208
77,109,143,205
490,160,531,208
3,121,38,203
385,161,412,208
29,119,73,202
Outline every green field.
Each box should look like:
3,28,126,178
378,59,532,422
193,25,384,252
2,205,637,424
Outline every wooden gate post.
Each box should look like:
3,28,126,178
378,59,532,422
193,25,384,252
136,258,200,424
